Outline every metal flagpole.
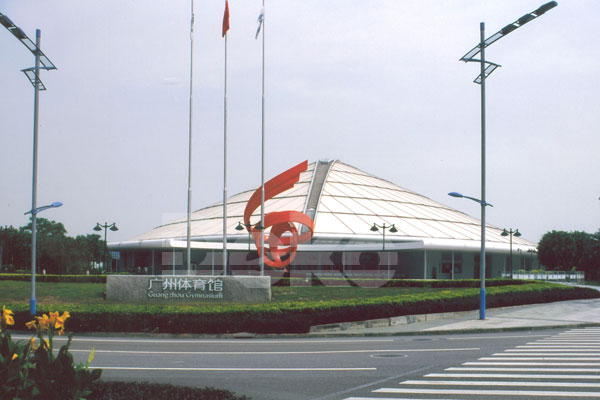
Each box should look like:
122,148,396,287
260,0,266,276
223,0,229,275
186,0,195,275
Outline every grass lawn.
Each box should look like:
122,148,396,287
0,280,444,305
0,280,105,304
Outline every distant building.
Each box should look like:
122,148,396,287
109,160,537,279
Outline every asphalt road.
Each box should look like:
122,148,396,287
17,327,600,399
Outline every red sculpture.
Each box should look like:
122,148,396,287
243,160,314,269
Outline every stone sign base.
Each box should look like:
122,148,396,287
106,275,271,303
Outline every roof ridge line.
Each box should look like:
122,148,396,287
303,159,335,221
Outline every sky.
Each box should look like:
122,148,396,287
1,0,598,245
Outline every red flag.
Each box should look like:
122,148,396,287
222,0,230,37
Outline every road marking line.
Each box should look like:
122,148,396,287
518,345,600,348
427,373,600,379
531,338,600,343
95,366,376,371
494,352,600,357
344,398,459,400
480,357,600,361
10,336,393,345
558,334,600,336
313,365,432,400
506,350,600,353
448,334,548,340
374,388,600,397
344,398,460,400
447,367,600,372
465,362,600,366
401,380,600,388
70,347,479,355
538,340,600,342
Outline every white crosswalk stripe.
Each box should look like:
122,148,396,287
343,327,600,399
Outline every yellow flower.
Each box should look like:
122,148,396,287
30,337,39,350
36,314,50,330
11,353,18,361
54,317,65,331
2,305,14,326
53,311,69,333
26,320,37,330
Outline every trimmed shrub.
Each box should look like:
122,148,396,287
88,382,249,400
0,273,107,283
273,277,535,288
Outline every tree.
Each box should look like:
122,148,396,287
20,218,68,274
72,234,105,273
538,230,577,270
538,229,600,280
0,226,30,271
581,230,600,281
1,220,108,275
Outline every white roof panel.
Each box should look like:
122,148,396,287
122,160,537,251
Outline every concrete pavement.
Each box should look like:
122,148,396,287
310,287,600,336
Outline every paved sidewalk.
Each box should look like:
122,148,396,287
309,296,600,336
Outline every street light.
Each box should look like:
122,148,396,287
235,221,252,251
501,228,521,279
448,192,493,207
527,248,537,271
448,191,492,320
457,1,557,320
24,201,62,316
370,223,397,279
370,223,398,251
2,13,57,317
94,222,119,273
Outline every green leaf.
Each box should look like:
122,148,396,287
85,348,95,368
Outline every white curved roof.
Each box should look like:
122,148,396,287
113,160,535,252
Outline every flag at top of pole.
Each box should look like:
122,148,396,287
255,7,264,39
222,0,230,37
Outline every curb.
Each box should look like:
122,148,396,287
310,309,479,333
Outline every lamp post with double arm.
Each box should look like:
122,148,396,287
455,1,557,319
502,228,521,279
370,223,397,279
2,12,58,316
94,222,118,273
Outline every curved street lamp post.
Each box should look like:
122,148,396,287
448,192,492,319
24,202,63,315
94,222,118,273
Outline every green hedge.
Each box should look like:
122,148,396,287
273,277,536,288
7,283,599,335
1,273,533,287
0,273,107,283
88,382,249,400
